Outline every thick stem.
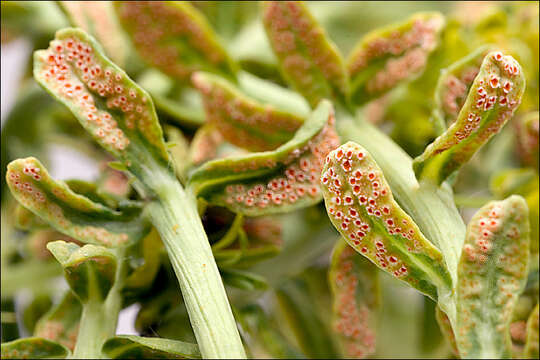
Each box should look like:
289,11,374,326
145,169,246,359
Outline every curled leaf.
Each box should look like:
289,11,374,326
524,304,539,358
262,1,349,107
102,335,200,359
414,51,526,185
34,291,82,352
47,240,117,303
435,306,458,356
114,1,237,82
329,239,378,359
6,157,145,247
33,28,170,173
192,71,304,151
320,142,452,299
188,100,339,216
347,12,445,105
456,195,530,358
58,1,128,66
0,337,69,359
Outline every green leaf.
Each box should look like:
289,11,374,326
15,204,48,231
261,1,349,107
188,100,339,216
432,46,491,133
6,157,146,247
329,239,378,358
524,304,539,359
57,1,128,66
22,294,53,335
33,27,171,176
1,337,69,359
124,227,163,290
164,125,190,184
221,268,268,291
114,1,237,82
435,306,458,356
192,71,304,151
188,124,226,166
456,195,530,358
34,291,82,352
413,51,526,185
47,241,117,303
347,12,445,106
321,141,452,300
102,335,201,359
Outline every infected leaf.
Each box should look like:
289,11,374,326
0,337,69,359
262,1,349,107
515,112,539,170
414,51,526,185
435,306,458,356
320,142,452,299
188,100,339,216
456,195,530,358
524,304,539,359
102,335,200,359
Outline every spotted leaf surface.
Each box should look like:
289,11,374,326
433,46,491,129
329,239,378,359
114,1,237,82
347,12,444,106
414,51,526,185
0,337,69,359
192,72,304,151
524,304,539,358
516,112,539,170
58,1,127,66
262,1,349,107
33,28,170,173
456,196,530,358
47,240,117,303
6,158,145,247
321,142,452,299
188,100,339,216
102,335,200,359
34,291,82,352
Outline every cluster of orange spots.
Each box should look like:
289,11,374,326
333,246,376,358
348,14,443,75
8,163,46,206
243,217,283,248
192,73,303,151
73,225,128,247
37,38,135,152
320,142,436,278
515,113,539,168
116,1,230,80
222,115,339,210
442,66,480,119
462,203,505,264
262,1,347,103
36,321,78,351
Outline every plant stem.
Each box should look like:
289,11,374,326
144,168,246,359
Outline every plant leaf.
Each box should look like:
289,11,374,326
33,28,170,176
188,100,339,216
0,337,69,359
47,241,117,303
6,157,146,247
413,51,526,185
329,239,378,358
320,142,452,299
192,71,304,151
221,268,268,291
435,306,458,356
34,291,82,352
515,111,539,170
524,303,539,359
114,1,237,82
261,1,349,107
347,12,445,106
456,195,530,358
58,1,128,66
102,335,201,359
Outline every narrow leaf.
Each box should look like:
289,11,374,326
347,12,445,105
47,240,117,303
6,157,145,247
413,51,526,185
262,1,349,107
102,335,201,359
524,304,539,359
33,28,170,174
435,306,458,356
58,1,128,66
188,100,339,216
34,291,82,352
192,71,304,151
329,239,378,358
456,195,530,358
114,1,237,82
1,337,69,359
221,268,268,291
320,142,452,299
516,112,539,170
